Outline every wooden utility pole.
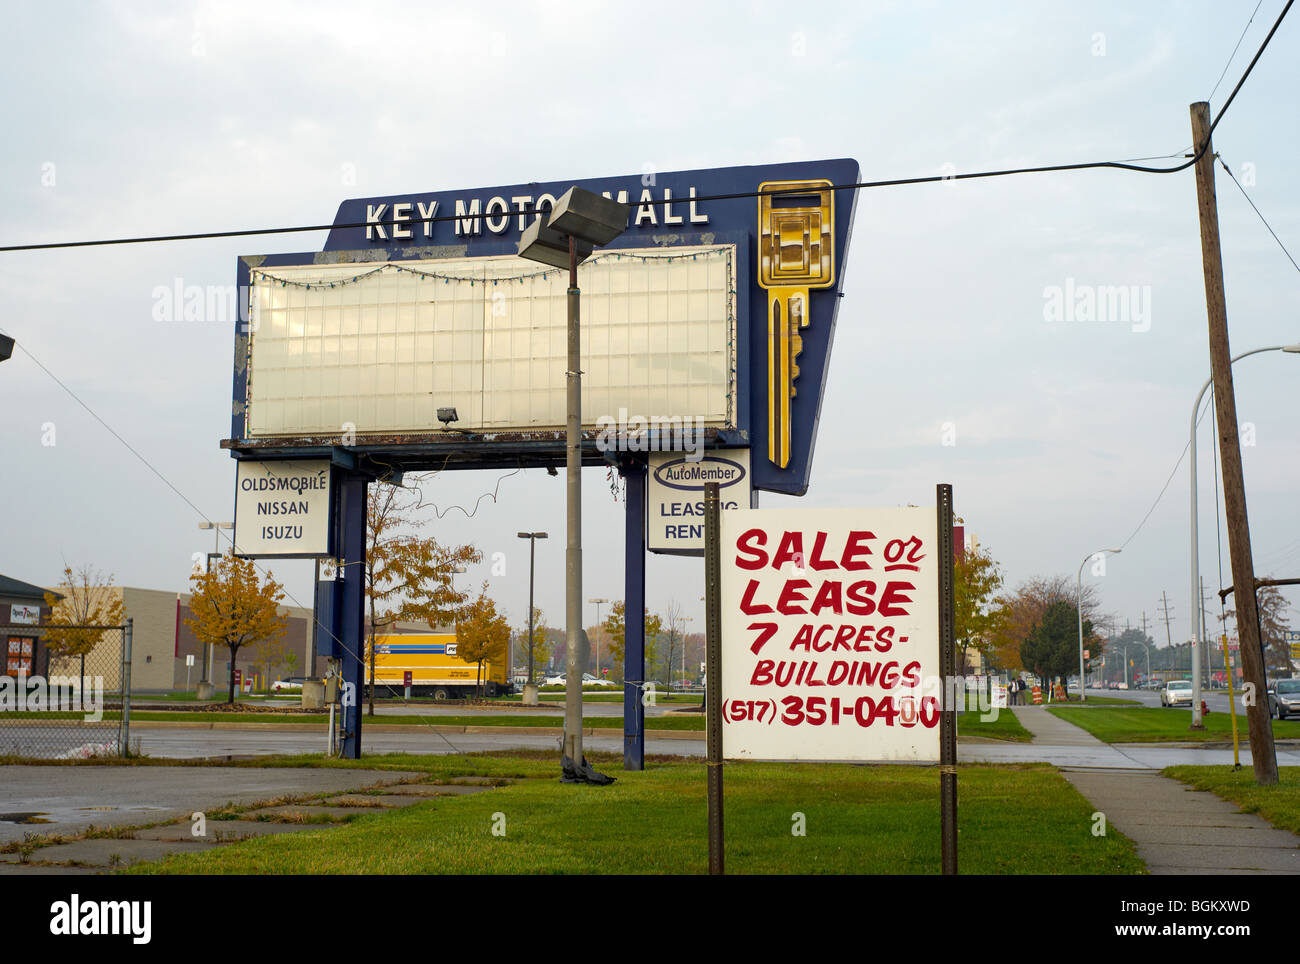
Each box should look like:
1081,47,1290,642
1189,101,1277,784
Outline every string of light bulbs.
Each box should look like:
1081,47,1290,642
250,246,731,290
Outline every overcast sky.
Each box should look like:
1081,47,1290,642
2,0,1297,650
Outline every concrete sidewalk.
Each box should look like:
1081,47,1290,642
1013,705,1300,874
1061,769,1300,874
1011,706,1115,746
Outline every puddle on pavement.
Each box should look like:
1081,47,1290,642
0,812,52,824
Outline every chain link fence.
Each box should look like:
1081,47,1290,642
0,621,133,759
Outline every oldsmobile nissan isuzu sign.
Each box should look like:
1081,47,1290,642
233,460,331,557
720,507,940,762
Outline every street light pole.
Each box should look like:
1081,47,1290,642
1077,548,1121,702
517,532,547,691
197,521,232,685
563,233,585,770
1189,344,1300,726
680,615,693,687
518,186,626,785
588,598,608,678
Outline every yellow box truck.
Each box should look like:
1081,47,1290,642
365,632,511,700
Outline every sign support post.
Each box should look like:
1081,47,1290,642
937,483,957,876
704,481,724,875
337,472,367,760
1224,637,1241,768
621,459,648,771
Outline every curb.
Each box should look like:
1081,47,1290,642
122,721,706,740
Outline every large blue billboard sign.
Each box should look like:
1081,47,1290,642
225,157,857,496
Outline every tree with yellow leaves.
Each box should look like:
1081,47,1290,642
456,587,511,697
44,564,126,697
517,607,551,683
953,544,1005,673
186,552,288,704
365,483,481,714
602,600,663,681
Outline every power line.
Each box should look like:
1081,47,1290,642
0,147,1204,253
1207,0,1293,142
1208,0,1266,103
1,331,219,529
0,327,526,754
1218,155,1300,275
0,0,1290,256
1116,401,1214,553
0,156,1211,254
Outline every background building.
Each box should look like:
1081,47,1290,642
1,574,60,677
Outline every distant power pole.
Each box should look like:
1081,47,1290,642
1200,577,1216,688
1158,592,1175,648
1190,100,1277,784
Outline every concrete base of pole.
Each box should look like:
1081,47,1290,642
522,683,539,706
300,679,325,710
195,682,215,701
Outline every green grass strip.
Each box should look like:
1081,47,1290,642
121,754,1142,875
1047,705,1300,743
1164,765,1300,836
955,709,1034,742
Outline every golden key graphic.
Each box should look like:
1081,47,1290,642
758,179,835,468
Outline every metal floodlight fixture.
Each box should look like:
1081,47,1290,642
517,217,592,269
437,406,459,426
546,186,629,247
517,531,548,539
0,333,13,363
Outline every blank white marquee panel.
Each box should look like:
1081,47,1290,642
245,245,736,438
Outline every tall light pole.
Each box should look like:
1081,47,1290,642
518,186,627,785
198,521,233,685
680,615,693,686
588,598,608,678
1189,345,1300,726
517,532,547,690
1077,548,1120,701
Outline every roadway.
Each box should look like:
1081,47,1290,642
1082,685,1239,714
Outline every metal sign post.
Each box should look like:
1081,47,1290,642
937,484,957,875
1223,637,1241,769
621,459,648,771
704,482,724,875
